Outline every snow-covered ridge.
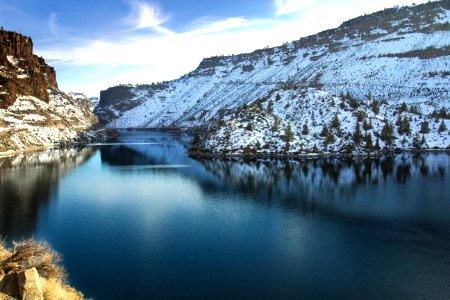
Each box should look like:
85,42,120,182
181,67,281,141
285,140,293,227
97,1,449,129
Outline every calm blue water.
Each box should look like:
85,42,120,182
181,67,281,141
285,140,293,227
1,131,450,299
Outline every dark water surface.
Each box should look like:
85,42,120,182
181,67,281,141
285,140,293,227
1,131,449,299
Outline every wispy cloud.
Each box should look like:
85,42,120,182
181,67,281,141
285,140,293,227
48,13,58,37
125,0,173,35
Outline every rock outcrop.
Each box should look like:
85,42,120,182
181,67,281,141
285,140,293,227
0,30,57,108
0,29,105,156
0,240,83,300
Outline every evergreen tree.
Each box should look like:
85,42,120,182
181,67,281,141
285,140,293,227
381,122,395,145
284,123,294,143
321,124,329,137
397,116,411,135
438,120,447,133
345,90,351,100
363,119,372,131
272,116,280,132
371,100,380,115
412,134,421,149
325,131,336,144
365,133,373,151
302,123,309,135
420,121,430,134
312,144,319,152
330,113,341,129
421,134,427,146
267,99,274,113
438,107,447,119
375,137,381,151
246,122,253,131
353,122,362,145
399,101,408,113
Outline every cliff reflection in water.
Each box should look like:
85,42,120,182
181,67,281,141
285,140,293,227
0,148,96,238
196,153,450,223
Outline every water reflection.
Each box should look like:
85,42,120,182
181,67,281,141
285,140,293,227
0,148,96,238
195,154,450,222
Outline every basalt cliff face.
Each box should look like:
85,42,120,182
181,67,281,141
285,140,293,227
0,30,57,108
0,29,104,156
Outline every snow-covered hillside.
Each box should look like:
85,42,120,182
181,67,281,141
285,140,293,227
97,1,450,129
0,92,104,156
189,87,449,155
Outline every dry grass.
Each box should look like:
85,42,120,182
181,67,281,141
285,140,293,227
0,239,65,280
0,239,84,300
41,278,83,300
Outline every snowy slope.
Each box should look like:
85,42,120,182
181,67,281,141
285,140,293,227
189,87,450,155
0,91,104,156
98,1,450,129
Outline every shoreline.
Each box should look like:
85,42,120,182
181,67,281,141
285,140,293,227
0,129,112,159
188,148,450,160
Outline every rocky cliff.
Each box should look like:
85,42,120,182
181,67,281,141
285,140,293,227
0,29,104,156
0,30,57,108
96,1,449,129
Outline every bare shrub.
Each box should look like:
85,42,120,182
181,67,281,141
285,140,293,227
0,239,65,280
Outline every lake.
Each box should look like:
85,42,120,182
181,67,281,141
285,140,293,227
1,131,449,299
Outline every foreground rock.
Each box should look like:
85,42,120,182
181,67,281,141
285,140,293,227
0,240,83,300
0,29,104,156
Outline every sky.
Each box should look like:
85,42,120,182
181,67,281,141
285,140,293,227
0,0,421,97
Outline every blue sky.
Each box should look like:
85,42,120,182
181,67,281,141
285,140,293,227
0,0,418,96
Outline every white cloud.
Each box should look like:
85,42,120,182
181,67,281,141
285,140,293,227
37,0,419,96
126,0,173,35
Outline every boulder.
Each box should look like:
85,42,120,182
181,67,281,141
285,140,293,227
17,268,43,300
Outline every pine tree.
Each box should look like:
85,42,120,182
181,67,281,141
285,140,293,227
421,134,427,146
312,144,319,152
363,119,372,131
397,116,411,135
420,121,430,134
284,123,294,143
246,122,253,131
412,134,421,149
353,122,362,145
272,116,280,132
371,100,380,115
400,101,408,113
381,122,395,145
321,124,329,137
365,133,373,151
267,99,274,113
438,120,447,133
302,123,309,135
374,137,381,151
326,131,336,144
331,113,341,129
